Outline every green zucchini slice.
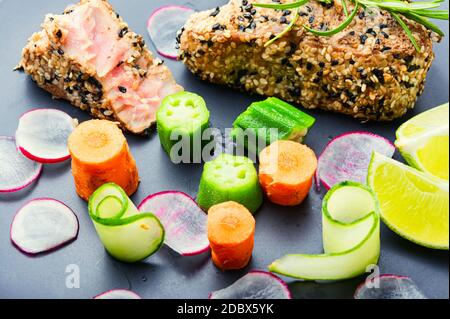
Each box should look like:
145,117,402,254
269,181,380,280
88,183,165,263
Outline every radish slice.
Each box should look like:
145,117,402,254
94,289,142,299
0,136,42,193
209,271,292,299
15,109,77,163
10,198,79,254
316,131,395,190
354,275,427,299
138,191,209,256
147,5,195,59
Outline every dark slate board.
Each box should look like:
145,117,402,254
0,0,448,299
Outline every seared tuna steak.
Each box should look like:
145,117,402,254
20,0,183,134
179,0,440,121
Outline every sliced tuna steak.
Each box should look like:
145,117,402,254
20,0,183,134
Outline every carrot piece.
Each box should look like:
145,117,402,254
207,201,256,271
259,140,317,206
68,120,139,200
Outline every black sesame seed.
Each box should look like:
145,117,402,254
282,10,291,16
210,7,220,17
358,11,365,19
331,60,339,66
380,31,389,39
238,16,245,22
379,23,388,29
407,65,420,72
249,21,256,29
308,16,315,24
349,59,356,65
119,27,128,38
316,70,323,77
360,34,368,44
372,69,385,84
73,84,81,91
118,86,127,93
306,62,313,70
349,31,356,36
299,11,308,17
375,38,381,45
56,30,62,38
366,28,377,36
57,48,64,55
243,13,253,20
319,62,325,68
280,16,288,24
381,46,391,52
238,24,246,31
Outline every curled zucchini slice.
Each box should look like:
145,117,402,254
88,183,165,263
269,181,380,280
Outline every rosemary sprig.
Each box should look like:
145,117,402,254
264,8,300,47
254,0,449,51
391,11,420,51
304,3,360,36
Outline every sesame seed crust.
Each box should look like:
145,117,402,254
179,0,439,121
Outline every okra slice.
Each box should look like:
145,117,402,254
231,97,315,154
197,154,263,213
88,183,165,263
156,92,210,161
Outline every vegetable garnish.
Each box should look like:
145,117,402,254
147,5,195,59
315,131,395,190
232,97,315,155
269,181,380,280
11,198,79,255
138,191,209,256
354,275,426,299
156,91,210,163
259,140,318,206
208,201,256,271
0,136,42,193
94,289,142,299
255,0,449,51
68,120,140,201
197,154,263,213
368,152,449,250
15,109,77,164
209,271,291,299
88,183,165,263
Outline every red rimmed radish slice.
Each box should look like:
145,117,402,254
209,271,291,299
11,198,79,254
147,5,195,59
316,131,394,190
94,289,142,299
15,109,77,163
354,275,426,299
0,136,42,193
138,191,209,256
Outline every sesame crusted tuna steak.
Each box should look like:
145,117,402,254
179,0,440,121
20,0,183,134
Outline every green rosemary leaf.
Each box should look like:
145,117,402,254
264,8,300,47
342,0,349,17
254,0,309,10
358,0,440,12
391,12,421,52
412,9,449,20
304,2,359,36
403,11,445,36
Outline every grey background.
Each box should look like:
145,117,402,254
0,0,448,299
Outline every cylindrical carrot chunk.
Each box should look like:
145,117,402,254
207,201,255,271
259,140,317,206
68,120,139,200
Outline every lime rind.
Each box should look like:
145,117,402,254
367,152,449,250
88,183,165,262
269,181,380,281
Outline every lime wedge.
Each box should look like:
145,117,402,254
368,152,449,250
395,103,449,180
